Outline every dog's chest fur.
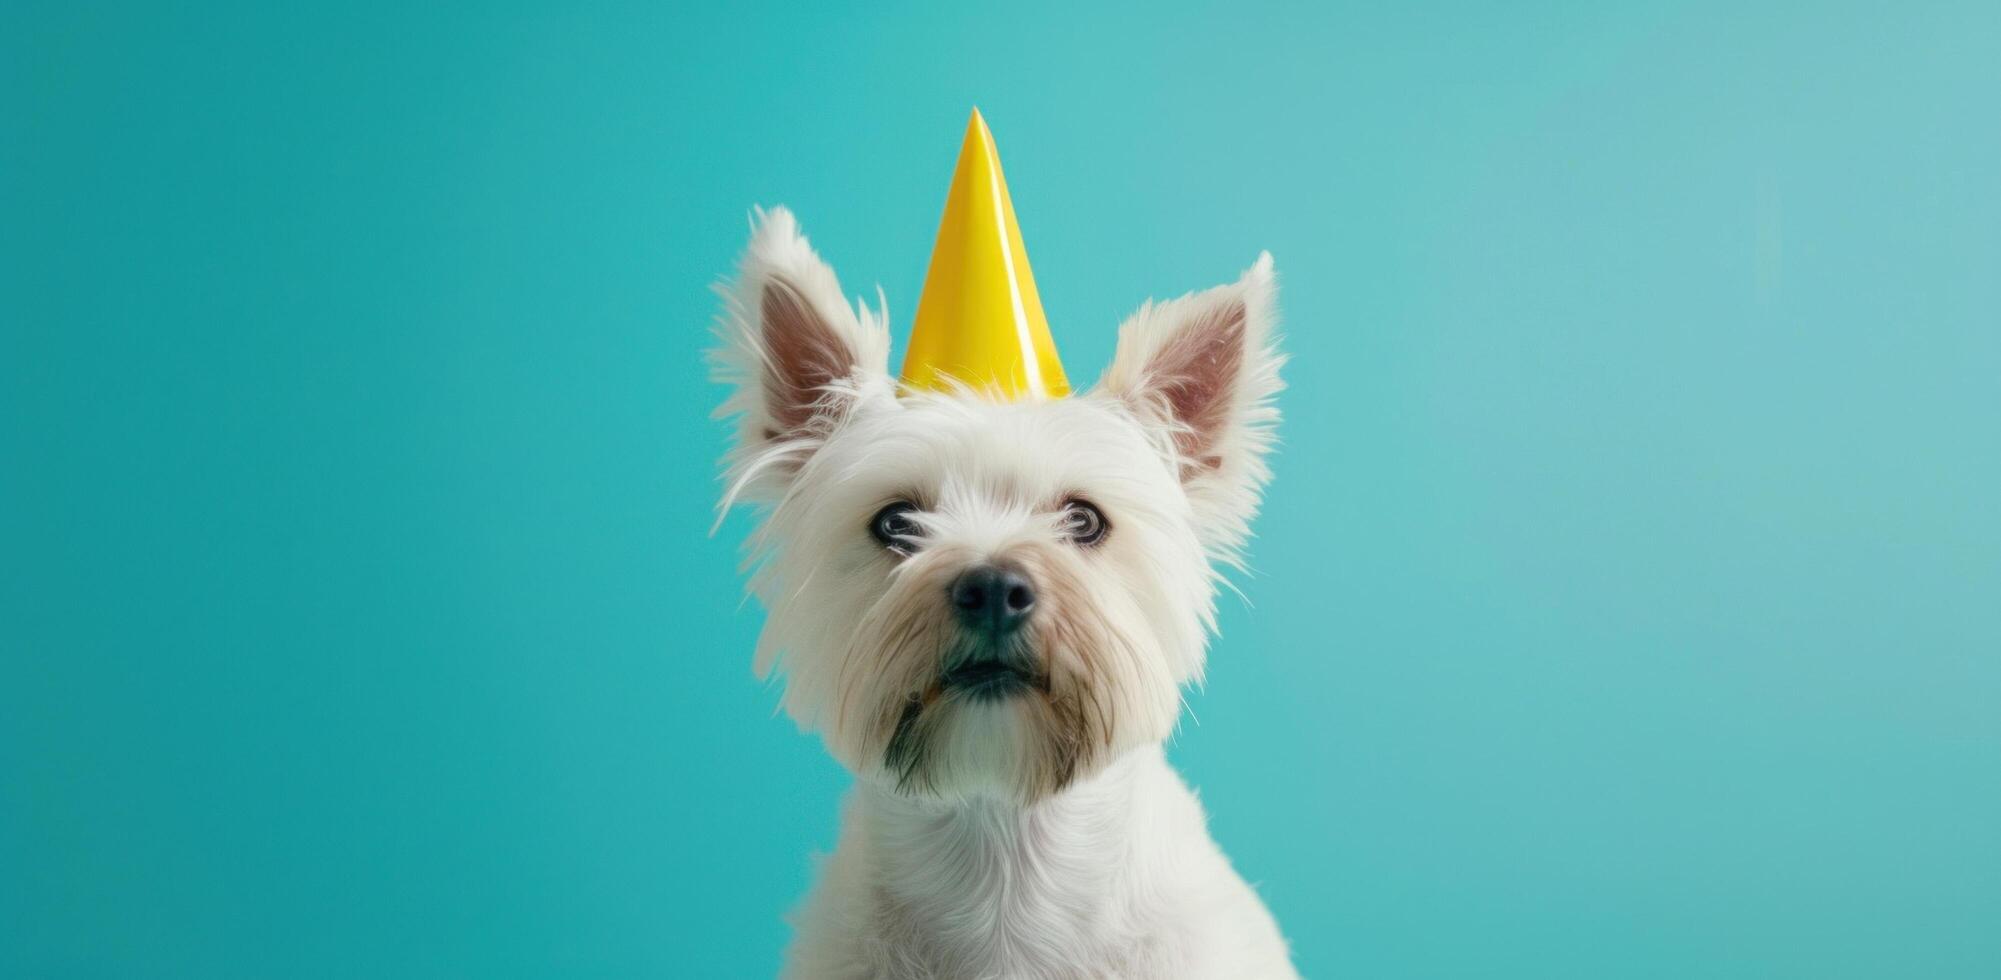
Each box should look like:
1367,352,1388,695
783,748,1296,980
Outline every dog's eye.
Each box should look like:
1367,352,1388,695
1058,499,1109,547
869,501,923,554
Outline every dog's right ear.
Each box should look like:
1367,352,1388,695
711,208,891,469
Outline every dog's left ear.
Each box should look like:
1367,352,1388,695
1097,253,1285,559
712,208,891,473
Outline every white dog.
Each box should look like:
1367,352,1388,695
713,207,1297,979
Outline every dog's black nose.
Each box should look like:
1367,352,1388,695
950,564,1036,637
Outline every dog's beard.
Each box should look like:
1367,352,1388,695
830,546,1179,803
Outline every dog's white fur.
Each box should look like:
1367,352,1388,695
713,208,1296,979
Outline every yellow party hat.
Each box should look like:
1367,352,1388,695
901,109,1070,399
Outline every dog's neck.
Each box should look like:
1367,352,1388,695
853,746,1169,973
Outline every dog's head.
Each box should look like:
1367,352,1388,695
713,208,1283,803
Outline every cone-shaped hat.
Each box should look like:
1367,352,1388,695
901,109,1070,399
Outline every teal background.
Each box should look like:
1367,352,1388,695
5,1,1998,977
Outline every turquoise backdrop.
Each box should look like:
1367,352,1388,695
6,2,1998,977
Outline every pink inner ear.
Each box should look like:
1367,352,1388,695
760,278,855,437
1156,301,1246,471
